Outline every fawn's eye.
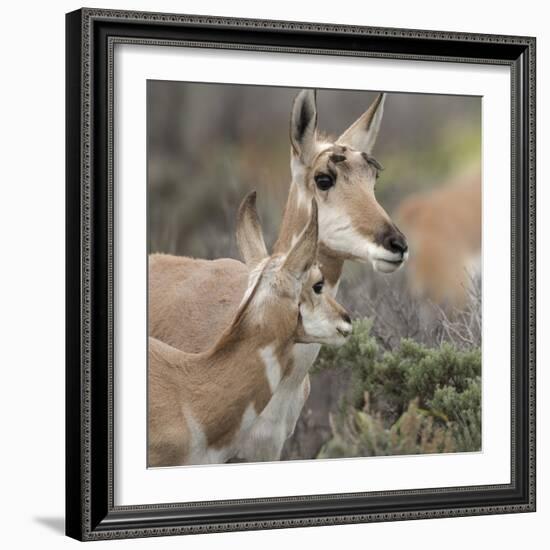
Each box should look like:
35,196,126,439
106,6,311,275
313,281,324,295
314,173,334,191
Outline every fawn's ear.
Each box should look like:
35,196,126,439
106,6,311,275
290,89,318,165
236,191,268,269
283,199,318,278
337,93,386,154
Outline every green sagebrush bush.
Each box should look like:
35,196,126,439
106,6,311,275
315,319,481,458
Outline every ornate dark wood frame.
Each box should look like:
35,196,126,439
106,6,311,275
65,7,536,541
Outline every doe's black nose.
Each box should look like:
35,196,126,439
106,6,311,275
342,312,352,324
383,230,408,255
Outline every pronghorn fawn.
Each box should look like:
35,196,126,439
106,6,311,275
148,193,352,466
149,89,407,461
395,166,481,307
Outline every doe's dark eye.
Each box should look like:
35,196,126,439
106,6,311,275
314,173,334,191
312,281,324,295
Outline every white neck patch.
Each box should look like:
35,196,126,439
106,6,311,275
259,344,282,393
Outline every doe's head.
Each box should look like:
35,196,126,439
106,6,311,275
236,191,352,346
289,89,408,273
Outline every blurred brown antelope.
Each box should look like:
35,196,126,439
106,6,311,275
395,166,481,307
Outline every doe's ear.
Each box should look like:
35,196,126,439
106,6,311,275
337,93,386,153
290,89,318,164
236,191,268,269
283,199,319,278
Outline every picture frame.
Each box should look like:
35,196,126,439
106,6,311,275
65,7,536,541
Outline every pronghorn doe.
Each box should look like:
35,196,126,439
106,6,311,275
149,89,407,461
395,166,481,307
148,193,352,466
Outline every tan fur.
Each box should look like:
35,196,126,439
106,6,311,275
148,197,352,466
149,90,403,461
148,254,248,353
272,183,311,254
307,145,396,257
395,167,481,306
148,315,295,466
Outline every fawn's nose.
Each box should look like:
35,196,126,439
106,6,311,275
337,311,353,338
383,229,408,256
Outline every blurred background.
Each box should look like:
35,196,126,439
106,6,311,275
148,81,482,461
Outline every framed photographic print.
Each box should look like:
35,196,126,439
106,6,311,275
65,8,536,541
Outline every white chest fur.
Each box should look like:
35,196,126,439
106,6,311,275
236,342,321,462
184,403,258,465
260,345,282,392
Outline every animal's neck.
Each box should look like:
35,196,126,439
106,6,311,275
273,181,309,255
273,179,345,290
200,312,296,392
206,330,294,369
317,245,344,290
194,332,296,435
209,303,294,356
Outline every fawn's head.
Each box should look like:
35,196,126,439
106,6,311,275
235,192,352,346
288,89,408,274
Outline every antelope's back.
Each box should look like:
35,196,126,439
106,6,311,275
148,253,250,353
